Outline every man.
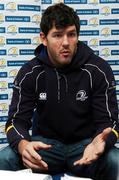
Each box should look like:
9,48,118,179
0,3,119,180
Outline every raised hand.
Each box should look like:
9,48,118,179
74,127,112,166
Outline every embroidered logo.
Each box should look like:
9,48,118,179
39,93,47,100
76,90,88,101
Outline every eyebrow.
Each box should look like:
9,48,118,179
52,29,77,34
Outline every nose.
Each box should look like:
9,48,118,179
62,35,69,47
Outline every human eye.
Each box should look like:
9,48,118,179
68,32,77,37
52,33,62,38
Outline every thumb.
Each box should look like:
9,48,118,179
101,127,112,141
39,142,52,149
35,141,52,149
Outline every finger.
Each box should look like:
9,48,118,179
22,142,50,169
28,151,48,168
22,150,39,166
101,127,112,141
25,147,42,162
22,149,32,161
74,158,94,166
22,150,48,168
74,157,87,166
23,158,48,170
23,156,48,169
74,160,83,166
35,142,52,150
74,152,99,166
74,159,89,165
39,159,48,169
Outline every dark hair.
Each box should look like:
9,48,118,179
40,3,80,36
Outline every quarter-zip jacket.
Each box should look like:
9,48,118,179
6,41,119,152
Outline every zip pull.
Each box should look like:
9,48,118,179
54,68,60,102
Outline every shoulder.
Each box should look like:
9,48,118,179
83,54,115,89
16,57,44,80
20,57,43,73
84,53,113,76
14,57,45,90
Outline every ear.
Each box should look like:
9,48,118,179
40,32,47,46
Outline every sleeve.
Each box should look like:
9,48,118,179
5,64,37,153
92,60,119,150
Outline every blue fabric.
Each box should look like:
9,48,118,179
52,174,64,180
0,136,119,180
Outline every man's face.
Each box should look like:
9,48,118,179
41,25,78,67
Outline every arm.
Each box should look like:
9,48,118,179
91,60,119,149
74,60,119,165
6,62,53,170
5,63,37,152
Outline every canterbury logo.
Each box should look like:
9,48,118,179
39,93,47,100
76,90,88,101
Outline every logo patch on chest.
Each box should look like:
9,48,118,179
76,90,88,101
39,93,47,100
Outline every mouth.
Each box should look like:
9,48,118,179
60,51,70,57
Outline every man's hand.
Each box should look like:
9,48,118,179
74,127,112,166
18,139,52,170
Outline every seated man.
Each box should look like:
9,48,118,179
0,3,119,180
